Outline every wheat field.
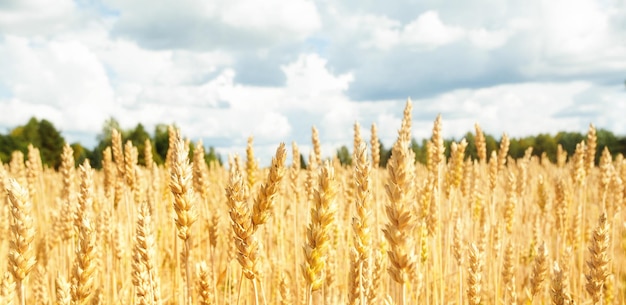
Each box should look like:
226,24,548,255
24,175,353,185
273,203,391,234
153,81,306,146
0,101,624,305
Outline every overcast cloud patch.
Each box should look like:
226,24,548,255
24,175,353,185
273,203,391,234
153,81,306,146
232,50,290,86
0,0,625,164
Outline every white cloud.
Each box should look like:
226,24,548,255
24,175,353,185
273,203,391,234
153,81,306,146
539,0,610,57
0,36,115,133
220,0,320,38
354,15,401,50
104,0,321,51
356,10,513,51
506,0,626,77
410,81,609,140
468,28,511,50
0,0,625,166
282,54,353,103
401,11,465,48
0,0,78,35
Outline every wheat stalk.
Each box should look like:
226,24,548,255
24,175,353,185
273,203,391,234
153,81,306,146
54,275,71,305
467,243,483,305
383,100,417,305
132,202,161,305
551,261,571,305
196,261,215,305
586,212,610,304
349,141,373,305
530,242,549,300
311,126,322,168
302,161,337,304
1,271,16,305
71,217,97,305
252,143,287,229
169,130,198,305
6,179,37,305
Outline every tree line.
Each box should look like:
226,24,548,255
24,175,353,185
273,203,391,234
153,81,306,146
337,128,626,167
0,117,221,169
2,117,626,169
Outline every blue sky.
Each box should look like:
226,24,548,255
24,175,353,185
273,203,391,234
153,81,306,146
1,0,625,164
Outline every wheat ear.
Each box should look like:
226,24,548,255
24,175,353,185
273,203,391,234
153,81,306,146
71,217,97,305
530,242,549,300
6,179,37,305
302,161,337,304
225,169,258,280
551,261,571,305
54,274,71,305
311,126,322,168
370,123,380,168
349,141,373,305
252,143,287,229
474,123,487,163
586,212,610,304
196,261,215,305
1,271,16,305
169,130,197,305
383,100,417,305
467,243,483,305
132,202,161,305
246,136,258,189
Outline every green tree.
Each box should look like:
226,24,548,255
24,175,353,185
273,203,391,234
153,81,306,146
463,132,477,160
205,146,222,166
596,129,619,160
336,145,352,165
411,138,428,164
0,133,18,163
38,119,65,168
534,133,557,162
153,124,170,165
71,143,91,166
10,118,40,152
485,133,498,157
300,153,308,169
91,117,123,168
617,137,626,155
6,117,65,168
126,123,151,165
508,137,523,159
555,131,584,156
97,117,122,144
378,140,391,168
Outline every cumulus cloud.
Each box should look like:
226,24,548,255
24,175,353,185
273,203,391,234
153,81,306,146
105,0,321,51
0,36,115,133
0,0,79,35
402,11,465,48
322,0,626,100
0,0,624,165
347,9,515,52
220,0,320,38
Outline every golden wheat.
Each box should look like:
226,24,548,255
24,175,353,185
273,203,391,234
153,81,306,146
0,102,625,305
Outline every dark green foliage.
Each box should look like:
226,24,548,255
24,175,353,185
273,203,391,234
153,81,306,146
0,117,222,169
71,143,90,166
338,127,626,167
336,145,352,166
1,117,65,168
125,123,151,165
298,153,307,170
3,116,626,169
205,146,222,166
411,138,428,164
555,132,585,156
38,119,65,168
0,133,18,163
153,124,170,165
